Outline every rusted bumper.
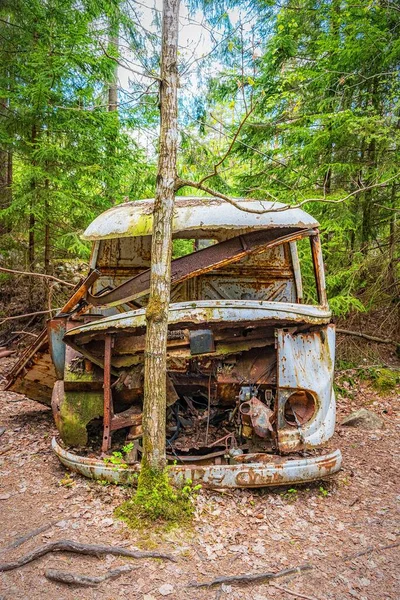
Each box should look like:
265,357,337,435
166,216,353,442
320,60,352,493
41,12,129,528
52,438,342,489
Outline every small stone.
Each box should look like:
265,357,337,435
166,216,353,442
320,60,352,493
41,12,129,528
55,520,68,528
341,409,384,430
101,518,114,527
0,493,11,500
159,584,174,596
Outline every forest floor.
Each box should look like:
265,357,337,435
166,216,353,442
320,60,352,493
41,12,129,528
0,358,399,600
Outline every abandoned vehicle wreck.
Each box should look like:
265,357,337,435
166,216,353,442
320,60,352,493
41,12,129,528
6,196,342,488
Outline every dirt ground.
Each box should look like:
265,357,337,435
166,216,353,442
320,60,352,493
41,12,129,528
0,364,399,600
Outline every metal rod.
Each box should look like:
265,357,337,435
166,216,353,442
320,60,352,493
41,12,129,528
102,335,113,453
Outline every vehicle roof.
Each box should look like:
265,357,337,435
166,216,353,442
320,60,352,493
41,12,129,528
82,196,319,241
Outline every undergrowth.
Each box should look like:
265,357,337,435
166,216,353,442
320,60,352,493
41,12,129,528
335,363,400,397
115,466,200,529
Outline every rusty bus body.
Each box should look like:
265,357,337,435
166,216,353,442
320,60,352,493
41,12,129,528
6,197,342,487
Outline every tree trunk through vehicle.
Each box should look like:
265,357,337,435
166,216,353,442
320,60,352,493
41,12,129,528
142,0,180,472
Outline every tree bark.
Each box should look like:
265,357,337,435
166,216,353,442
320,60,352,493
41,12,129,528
142,0,180,472
107,24,118,114
105,13,119,205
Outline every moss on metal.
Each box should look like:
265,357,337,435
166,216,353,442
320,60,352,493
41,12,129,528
58,390,103,446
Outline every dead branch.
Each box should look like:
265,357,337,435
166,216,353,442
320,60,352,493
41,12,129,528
11,331,38,338
342,540,400,561
0,308,61,325
45,564,136,587
0,267,75,287
0,539,176,572
99,41,161,81
188,564,313,588
176,174,400,215
198,104,257,187
336,328,399,347
269,582,318,600
0,350,16,358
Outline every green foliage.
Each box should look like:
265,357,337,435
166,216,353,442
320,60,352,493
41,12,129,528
115,466,200,528
181,0,400,316
368,367,400,393
172,238,195,258
319,485,329,498
0,0,155,275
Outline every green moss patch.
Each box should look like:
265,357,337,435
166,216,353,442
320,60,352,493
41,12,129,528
371,368,400,393
115,466,199,529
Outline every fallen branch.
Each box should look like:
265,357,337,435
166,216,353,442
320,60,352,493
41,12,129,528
0,308,61,326
11,331,39,338
188,564,313,588
0,350,16,358
342,540,399,561
45,564,136,587
0,539,176,572
0,267,75,287
336,328,399,347
270,582,318,600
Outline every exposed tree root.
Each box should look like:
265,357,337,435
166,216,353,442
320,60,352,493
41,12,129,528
188,565,313,588
188,540,400,589
0,539,176,572
45,564,136,586
0,523,56,555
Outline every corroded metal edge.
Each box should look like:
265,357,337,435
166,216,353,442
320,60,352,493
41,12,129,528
82,196,319,241
65,300,332,338
52,438,342,489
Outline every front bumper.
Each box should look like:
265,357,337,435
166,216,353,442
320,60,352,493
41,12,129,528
52,438,342,489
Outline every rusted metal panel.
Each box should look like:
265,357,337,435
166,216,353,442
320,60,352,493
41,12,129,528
58,270,100,315
276,325,336,453
65,300,332,346
82,196,319,241
47,317,68,380
52,437,342,488
289,241,303,302
96,237,152,269
310,233,328,307
86,228,313,308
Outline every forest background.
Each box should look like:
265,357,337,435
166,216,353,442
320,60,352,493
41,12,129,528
0,0,399,365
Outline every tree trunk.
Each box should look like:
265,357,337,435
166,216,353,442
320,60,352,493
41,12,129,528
108,28,118,113
0,98,12,235
44,183,50,275
28,125,37,271
142,0,180,472
388,182,398,295
105,13,119,205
